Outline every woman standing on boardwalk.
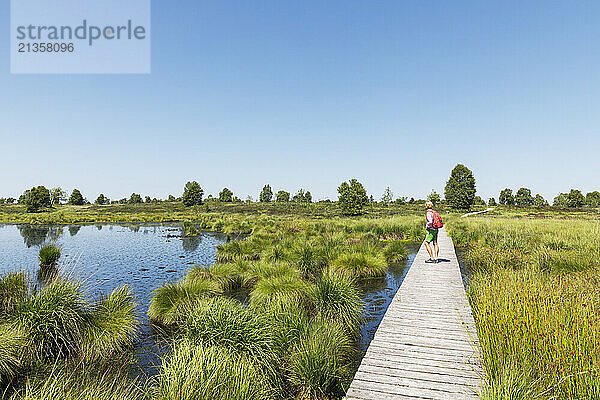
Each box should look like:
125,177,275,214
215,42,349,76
424,201,443,263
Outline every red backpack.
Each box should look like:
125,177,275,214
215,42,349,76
431,210,444,229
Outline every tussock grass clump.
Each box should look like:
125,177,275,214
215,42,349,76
183,297,274,359
383,240,407,263
242,261,301,287
332,251,387,279
82,286,138,361
308,271,363,335
16,279,86,362
0,271,28,318
38,244,61,267
182,221,199,236
147,279,220,326
263,299,311,357
216,240,261,263
288,318,355,399
250,274,311,310
156,342,273,400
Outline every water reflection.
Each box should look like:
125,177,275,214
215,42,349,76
37,265,59,286
68,225,82,236
182,235,201,252
18,225,64,247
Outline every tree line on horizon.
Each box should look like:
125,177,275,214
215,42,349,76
2,164,598,213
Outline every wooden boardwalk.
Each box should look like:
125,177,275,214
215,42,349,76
345,227,484,400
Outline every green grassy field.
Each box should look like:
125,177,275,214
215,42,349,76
448,209,600,399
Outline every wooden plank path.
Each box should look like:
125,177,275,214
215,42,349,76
345,227,484,400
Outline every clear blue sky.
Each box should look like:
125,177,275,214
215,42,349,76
1,1,598,202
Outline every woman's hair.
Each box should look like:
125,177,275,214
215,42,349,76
425,201,434,209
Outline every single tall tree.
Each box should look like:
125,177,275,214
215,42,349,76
68,189,85,205
586,191,600,207
381,187,394,205
219,188,234,202
444,164,476,210
515,187,534,206
533,194,547,207
23,186,51,212
182,181,204,206
259,185,273,202
50,187,66,205
567,189,585,208
428,190,441,205
338,179,368,215
553,193,569,208
499,189,515,206
276,190,290,202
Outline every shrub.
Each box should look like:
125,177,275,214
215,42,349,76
38,244,61,267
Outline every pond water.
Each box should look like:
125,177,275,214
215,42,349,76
0,223,225,376
0,223,417,376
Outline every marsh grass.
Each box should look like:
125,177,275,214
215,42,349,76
0,272,28,318
450,214,600,399
308,271,363,335
8,365,144,400
383,240,408,263
38,244,61,267
156,342,273,400
332,251,387,279
288,318,355,399
82,286,138,361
